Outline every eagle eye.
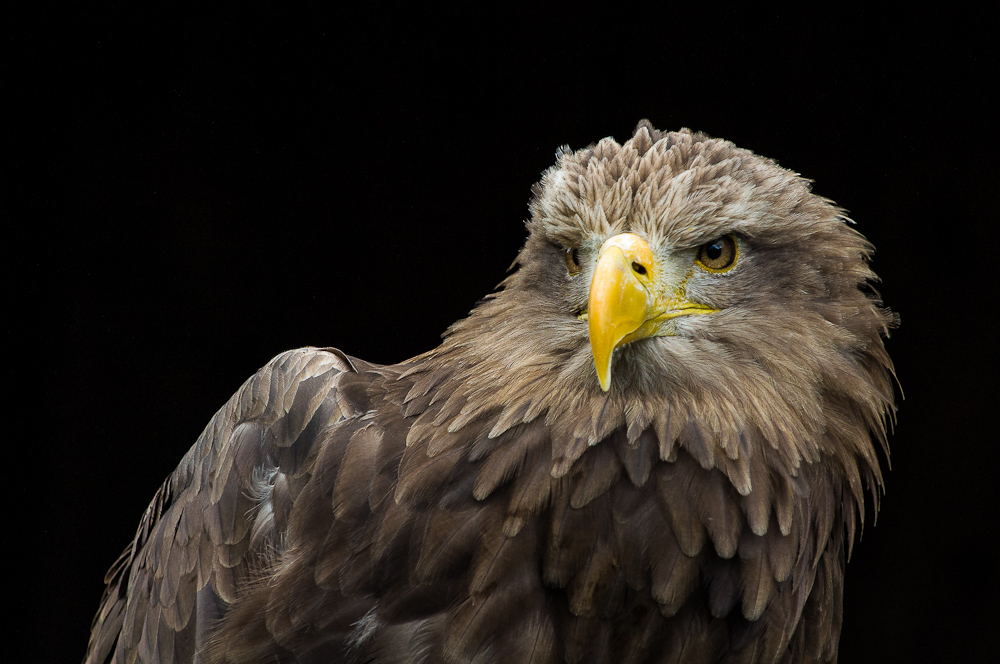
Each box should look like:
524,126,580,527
696,235,738,272
564,247,581,275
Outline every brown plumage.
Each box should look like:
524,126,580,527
85,122,896,664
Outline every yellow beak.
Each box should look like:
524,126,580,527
587,233,715,391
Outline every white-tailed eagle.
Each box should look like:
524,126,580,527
85,122,896,664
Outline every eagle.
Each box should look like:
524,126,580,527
85,122,896,664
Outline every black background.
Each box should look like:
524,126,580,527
12,6,997,662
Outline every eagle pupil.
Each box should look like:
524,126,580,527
706,243,723,259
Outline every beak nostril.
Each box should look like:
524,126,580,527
632,262,647,276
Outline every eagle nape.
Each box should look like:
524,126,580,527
85,121,896,664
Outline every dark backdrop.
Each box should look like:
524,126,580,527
12,6,996,662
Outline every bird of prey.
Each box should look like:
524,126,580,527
85,122,896,664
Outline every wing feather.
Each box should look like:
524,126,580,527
84,348,356,664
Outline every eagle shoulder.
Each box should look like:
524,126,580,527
84,347,360,664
